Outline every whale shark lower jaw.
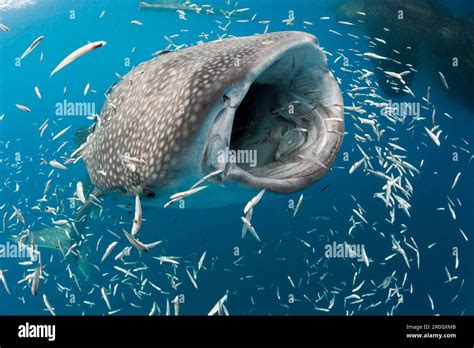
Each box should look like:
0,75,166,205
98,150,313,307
202,35,344,193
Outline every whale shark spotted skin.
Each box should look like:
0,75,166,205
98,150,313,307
79,31,344,203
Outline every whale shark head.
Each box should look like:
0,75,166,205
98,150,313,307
80,31,344,200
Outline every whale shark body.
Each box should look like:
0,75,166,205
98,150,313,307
77,31,344,208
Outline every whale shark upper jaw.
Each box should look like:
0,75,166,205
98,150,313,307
203,34,344,194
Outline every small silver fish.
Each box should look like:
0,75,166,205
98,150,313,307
122,229,161,252
15,104,31,112
50,41,107,77
438,71,449,90
49,160,67,170
243,189,266,215
0,23,10,32
164,186,208,208
131,195,142,236
293,194,304,217
101,241,118,262
43,294,56,316
101,287,112,310
20,36,44,60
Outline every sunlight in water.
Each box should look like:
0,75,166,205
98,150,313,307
0,0,36,11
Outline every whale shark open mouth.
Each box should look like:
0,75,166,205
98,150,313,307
204,39,344,193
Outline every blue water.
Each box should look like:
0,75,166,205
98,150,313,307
0,0,472,316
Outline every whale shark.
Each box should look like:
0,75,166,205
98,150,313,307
76,31,344,209
26,31,344,278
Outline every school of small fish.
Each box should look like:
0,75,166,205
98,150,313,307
0,0,470,317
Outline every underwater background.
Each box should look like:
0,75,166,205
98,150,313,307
0,0,473,316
